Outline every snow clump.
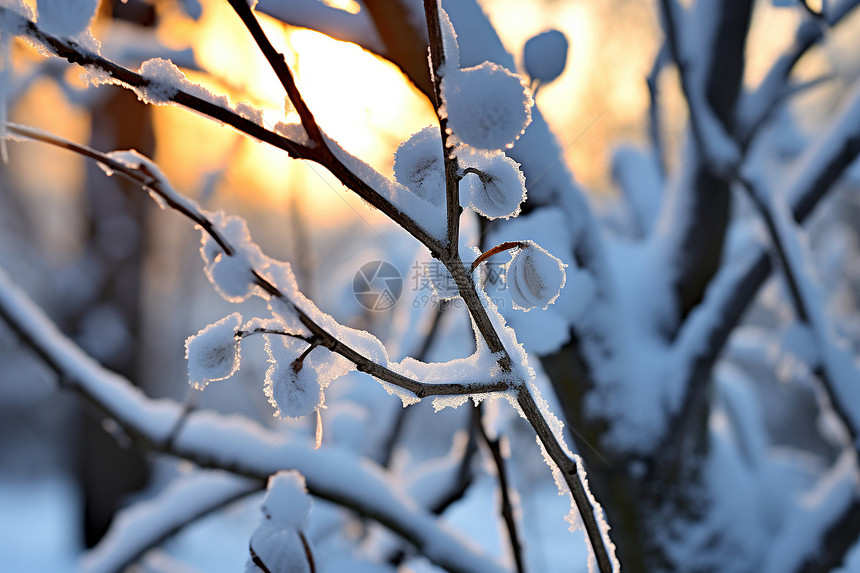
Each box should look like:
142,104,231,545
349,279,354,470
504,241,566,311
185,312,242,389
394,126,445,207
442,61,533,150
458,147,526,219
245,471,313,573
199,212,266,303
263,336,351,419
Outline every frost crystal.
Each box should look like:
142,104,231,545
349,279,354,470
442,62,533,151
185,312,242,389
458,148,526,219
394,126,445,207
504,241,566,311
523,29,569,85
36,0,97,38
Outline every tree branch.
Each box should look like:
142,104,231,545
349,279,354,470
476,406,527,573
0,266,509,573
5,8,442,250
422,0,462,259
83,472,260,573
516,389,615,573
738,174,858,440
662,80,860,470
738,0,860,145
5,124,506,401
226,0,324,145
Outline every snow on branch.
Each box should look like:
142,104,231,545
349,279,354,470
0,6,444,249
255,0,383,56
0,266,509,573
664,80,860,463
82,471,259,573
739,172,860,441
658,0,741,175
4,122,509,403
738,0,860,142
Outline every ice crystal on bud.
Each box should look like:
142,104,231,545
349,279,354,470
442,62,533,150
394,126,445,207
37,0,97,38
523,29,569,85
246,471,313,573
458,150,526,219
185,312,242,389
504,241,566,311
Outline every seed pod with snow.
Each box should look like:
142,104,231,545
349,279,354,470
504,242,566,311
185,313,242,389
442,62,533,150
394,126,445,206
523,29,569,86
459,151,526,220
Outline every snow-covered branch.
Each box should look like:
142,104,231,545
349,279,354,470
0,265,509,573
2,6,443,250
665,79,860,464
82,471,259,573
738,0,860,142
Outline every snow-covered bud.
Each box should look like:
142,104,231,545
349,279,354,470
442,62,533,150
523,30,569,85
459,151,526,220
185,313,242,389
37,0,98,37
246,471,314,573
394,126,445,206
264,337,324,419
200,213,264,303
504,242,566,311
261,471,312,529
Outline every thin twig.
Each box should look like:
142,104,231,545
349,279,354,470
4,8,441,250
4,125,507,400
470,241,522,273
298,531,317,573
226,0,325,146
646,42,668,176
739,175,858,442
476,404,527,573
422,0,462,258
6,123,234,255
